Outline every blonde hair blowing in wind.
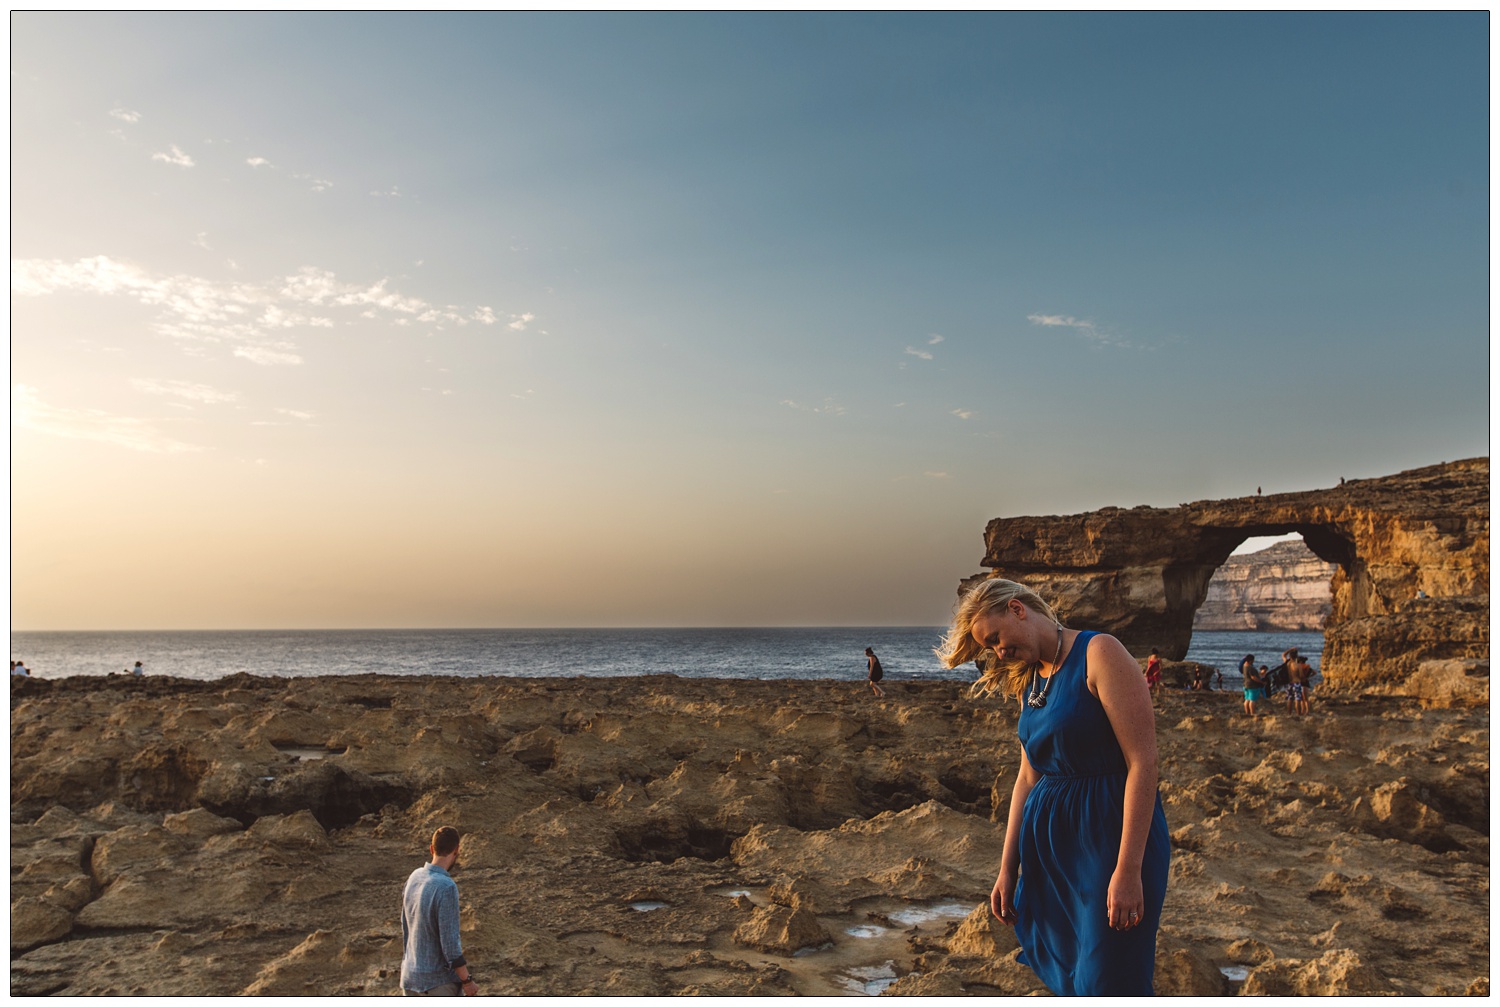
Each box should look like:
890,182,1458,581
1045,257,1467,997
936,578,1064,701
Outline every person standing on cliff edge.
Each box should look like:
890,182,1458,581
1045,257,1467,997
864,647,886,698
400,827,477,996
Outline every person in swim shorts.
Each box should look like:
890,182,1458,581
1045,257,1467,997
1242,663,1266,717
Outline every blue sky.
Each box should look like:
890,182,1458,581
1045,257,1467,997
9,12,1489,629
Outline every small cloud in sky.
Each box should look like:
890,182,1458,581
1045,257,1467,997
781,398,847,416
131,378,237,405
233,345,303,366
275,408,315,420
370,186,401,197
246,156,272,168
15,256,510,365
924,471,950,479
951,408,975,420
309,178,333,192
1028,312,1138,348
151,145,195,168
109,107,141,123
193,232,211,250
14,384,201,453
904,346,933,360
926,333,944,345
507,312,535,331
511,389,535,400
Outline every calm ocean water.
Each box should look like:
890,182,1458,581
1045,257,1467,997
9,628,1321,683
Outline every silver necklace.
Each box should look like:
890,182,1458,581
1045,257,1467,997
1026,624,1066,709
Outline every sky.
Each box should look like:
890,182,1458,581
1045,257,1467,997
9,12,1490,631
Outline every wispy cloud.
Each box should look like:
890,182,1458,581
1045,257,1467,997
14,256,523,366
151,145,195,168
276,408,315,420
109,107,141,124
14,384,201,453
926,333,944,345
904,346,933,360
131,378,237,405
951,408,975,420
924,471,950,479
246,156,272,168
780,398,847,416
1028,312,1137,348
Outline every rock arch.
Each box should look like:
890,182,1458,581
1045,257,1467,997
958,458,1488,694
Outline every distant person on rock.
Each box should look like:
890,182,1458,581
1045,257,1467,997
1242,663,1266,717
1144,649,1163,698
400,826,477,996
1265,648,1296,699
132,661,144,676
1289,656,1313,716
937,578,1169,996
864,647,885,698
10,661,28,677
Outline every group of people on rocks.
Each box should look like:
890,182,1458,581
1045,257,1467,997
8,661,145,678
1238,647,1317,716
1140,645,1320,718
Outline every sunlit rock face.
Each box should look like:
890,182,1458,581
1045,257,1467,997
958,458,1488,695
1193,540,1335,631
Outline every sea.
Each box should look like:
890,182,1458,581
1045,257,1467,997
9,627,1323,684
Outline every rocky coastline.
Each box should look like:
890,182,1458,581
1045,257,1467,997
10,672,1489,996
962,458,1489,697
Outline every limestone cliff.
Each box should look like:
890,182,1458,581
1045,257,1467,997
1193,540,1335,631
959,458,1488,696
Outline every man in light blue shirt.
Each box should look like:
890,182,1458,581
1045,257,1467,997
400,827,476,996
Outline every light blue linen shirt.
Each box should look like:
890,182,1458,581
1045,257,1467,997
400,863,465,992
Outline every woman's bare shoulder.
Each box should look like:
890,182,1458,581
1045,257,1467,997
1084,632,1145,683
1084,631,1135,661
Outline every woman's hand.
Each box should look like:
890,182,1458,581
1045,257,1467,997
1106,866,1144,931
990,868,1019,926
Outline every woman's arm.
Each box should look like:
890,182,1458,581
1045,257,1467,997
991,742,1040,925
1087,634,1159,932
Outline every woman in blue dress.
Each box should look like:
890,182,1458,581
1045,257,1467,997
938,578,1170,995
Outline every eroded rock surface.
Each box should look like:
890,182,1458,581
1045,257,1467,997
9,674,1489,995
961,458,1488,695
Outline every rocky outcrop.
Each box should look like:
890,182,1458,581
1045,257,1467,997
9,674,1489,996
1193,540,1334,631
959,458,1488,694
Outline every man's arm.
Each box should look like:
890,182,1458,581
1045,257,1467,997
438,884,474,992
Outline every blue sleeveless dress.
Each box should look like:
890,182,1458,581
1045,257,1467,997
1014,631,1170,995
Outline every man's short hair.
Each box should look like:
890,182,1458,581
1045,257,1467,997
431,826,461,857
